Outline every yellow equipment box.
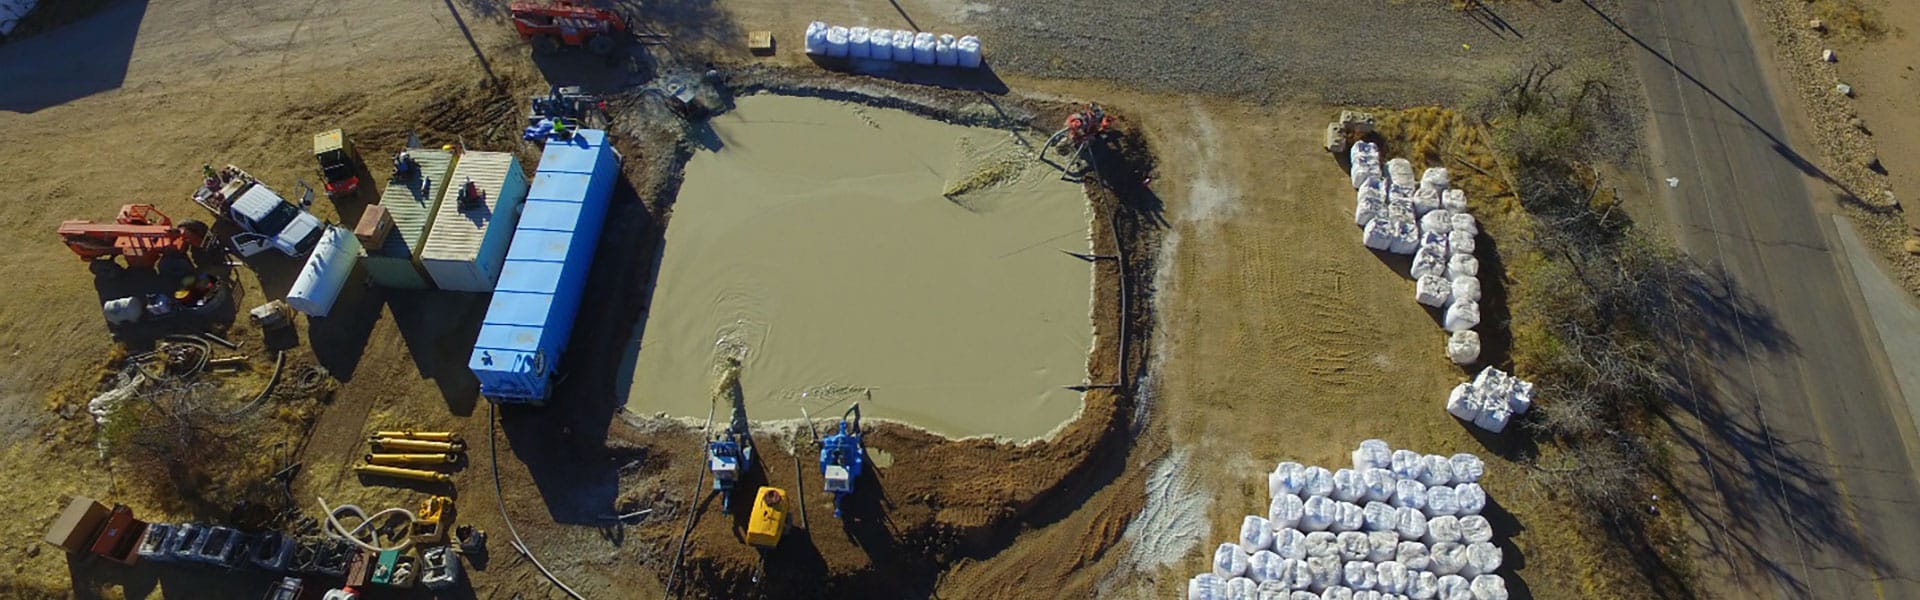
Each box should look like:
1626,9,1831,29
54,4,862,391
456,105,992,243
745,487,789,549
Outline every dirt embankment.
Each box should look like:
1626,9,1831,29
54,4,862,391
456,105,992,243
554,68,1165,597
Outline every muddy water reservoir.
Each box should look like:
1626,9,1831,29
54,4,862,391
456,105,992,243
623,95,1092,440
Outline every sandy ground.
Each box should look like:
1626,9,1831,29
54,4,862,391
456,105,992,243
624,94,1092,441
0,0,1676,598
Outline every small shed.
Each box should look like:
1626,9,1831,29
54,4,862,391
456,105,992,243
420,151,529,292
363,149,457,289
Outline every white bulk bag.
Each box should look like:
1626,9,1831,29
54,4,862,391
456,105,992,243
1448,331,1482,366
1414,186,1443,216
1361,468,1397,502
1389,222,1421,255
956,35,983,68
1450,454,1485,483
1274,527,1308,559
1436,575,1471,600
1386,194,1416,223
1394,506,1429,540
1302,496,1337,532
1354,439,1392,471
1448,254,1479,278
1473,402,1511,434
1375,562,1410,595
1420,167,1450,191
891,30,915,61
1420,209,1454,235
1302,466,1335,498
912,31,937,64
1352,162,1382,190
1412,244,1448,279
804,21,829,54
1291,590,1319,600
1443,300,1481,333
1331,501,1366,533
1321,585,1353,600
1391,450,1426,482
1351,590,1380,600
1386,158,1416,187
1449,230,1477,256
1271,494,1307,530
1451,276,1481,304
1446,383,1481,423
1357,176,1385,203
1242,515,1276,552
1421,455,1455,486
1349,141,1381,167
1425,486,1459,517
825,26,850,57
1458,515,1494,544
1344,561,1378,590
1470,575,1508,600
1336,531,1371,561
1367,531,1400,562
1280,559,1314,591
1191,573,1228,600
1270,462,1303,499
935,33,958,66
1464,542,1503,577
868,28,894,60
1450,212,1478,236
1306,556,1342,591
1362,502,1398,532
1408,571,1440,600
1454,483,1487,516
1225,577,1258,600
1356,195,1384,228
1509,379,1535,415
1248,550,1286,583
1304,531,1340,558
1424,515,1462,544
1216,543,1251,577
1429,543,1467,576
1363,218,1397,252
1332,469,1364,502
1416,274,1453,308
848,27,872,58
1392,479,1428,511
1396,541,1432,572
1443,188,1469,213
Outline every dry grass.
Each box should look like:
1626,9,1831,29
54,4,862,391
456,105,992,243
1811,0,1888,40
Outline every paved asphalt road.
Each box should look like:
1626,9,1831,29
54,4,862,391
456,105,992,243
1604,0,1920,597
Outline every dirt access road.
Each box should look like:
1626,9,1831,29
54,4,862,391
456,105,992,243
1609,0,1920,597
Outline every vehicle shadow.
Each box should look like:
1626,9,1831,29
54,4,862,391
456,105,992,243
0,0,147,113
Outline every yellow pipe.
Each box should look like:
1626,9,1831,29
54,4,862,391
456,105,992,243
371,431,463,443
370,438,465,453
354,464,453,483
365,453,459,466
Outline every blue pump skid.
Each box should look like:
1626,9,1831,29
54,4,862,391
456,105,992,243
468,129,621,403
819,406,865,518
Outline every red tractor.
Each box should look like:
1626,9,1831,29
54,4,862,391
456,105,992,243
508,1,629,55
58,204,209,278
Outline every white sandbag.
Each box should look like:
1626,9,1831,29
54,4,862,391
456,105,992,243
912,31,937,64
1426,486,1459,516
1306,556,1342,591
804,21,829,55
867,28,893,60
1281,558,1315,591
1464,542,1503,577
1420,167,1450,191
1424,515,1462,544
1376,562,1410,594
1454,483,1487,516
1408,571,1439,600
1458,515,1493,544
1216,543,1251,577
956,35,983,68
1411,245,1448,280
1362,502,1398,532
1331,469,1364,502
1257,580,1291,600
1356,195,1385,228
1387,159,1416,188
1450,454,1484,483
1344,561,1378,590
1336,531,1371,561
1392,479,1428,510
1421,455,1454,486
1301,496,1337,532
1446,383,1480,422
1416,274,1453,308
1358,176,1385,202
1271,462,1303,499
1332,501,1366,533
1391,450,1426,482
1352,162,1382,190
1354,439,1392,471
1429,543,1467,576
1443,189,1469,213
1450,212,1478,236
1451,277,1481,304
1248,550,1287,583
1394,506,1429,540
1396,541,1431,571
1302,466,1335,498
935,33,958,66
891,30,915,61
1361,468,1397,503
1389,222,1421,255
1448,254,1479,278
1243,515,1277,552
1363,218,1397,251
1469,575,1507,600
1304,531,1340,558
1368,531,1400,562
1386,194,1416,223
1420,209,1454,235
1227,577,1260,600
1413,187,1443,216
1448,331,1482,366
1436,575,1472,600
1274,527,1308,559
1443,300,1481,333
1472,402,1511,433
1349,141,1381,169
825,26,850,57
1321,586,1354,600
847,27,872,58
1508,379,1534,415
1271,494,1307,530
1449,230,1476,256
1192,573,1228,600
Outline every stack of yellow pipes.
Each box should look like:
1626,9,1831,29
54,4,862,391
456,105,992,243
353,431,468,484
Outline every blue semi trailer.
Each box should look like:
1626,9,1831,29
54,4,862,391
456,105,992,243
468,129,621,403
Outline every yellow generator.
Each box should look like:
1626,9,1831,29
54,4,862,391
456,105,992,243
744,487,789,549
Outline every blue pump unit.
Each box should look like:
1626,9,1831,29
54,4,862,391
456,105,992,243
469,129,621,403
818,405,865,518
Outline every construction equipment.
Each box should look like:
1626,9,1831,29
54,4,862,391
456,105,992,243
314,129,363,199
744,487,790,549
410,496,454,545
707,429,752,512
819,404,866,518
370,437,465,453
527,86,605,132
250,300,294,332
1040,103,1113,175
353,464,454,484
419,545,463,591
366,453,459,466
192,165,325,258
103,274,230,328
370,549,416,587
508,1,629,55
58,204,208,278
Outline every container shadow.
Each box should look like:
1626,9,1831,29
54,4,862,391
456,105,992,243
386,290,487,415
305,267,381,382
0,0,147,113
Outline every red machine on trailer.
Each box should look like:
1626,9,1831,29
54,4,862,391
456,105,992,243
57,204,208,277
508,1,629,55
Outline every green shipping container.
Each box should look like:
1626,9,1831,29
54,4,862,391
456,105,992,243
363,149,457,289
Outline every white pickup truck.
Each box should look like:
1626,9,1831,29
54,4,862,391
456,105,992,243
192,165,324,258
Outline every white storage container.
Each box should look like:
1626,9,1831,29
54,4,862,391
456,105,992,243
286,226,363,317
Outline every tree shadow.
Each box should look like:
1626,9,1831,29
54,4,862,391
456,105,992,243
0,0,147,113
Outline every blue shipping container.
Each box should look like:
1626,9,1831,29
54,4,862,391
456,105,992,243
468,130,621,402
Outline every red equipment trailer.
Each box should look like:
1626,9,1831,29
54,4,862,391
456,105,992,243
57,204,209,277
508,1,629,55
